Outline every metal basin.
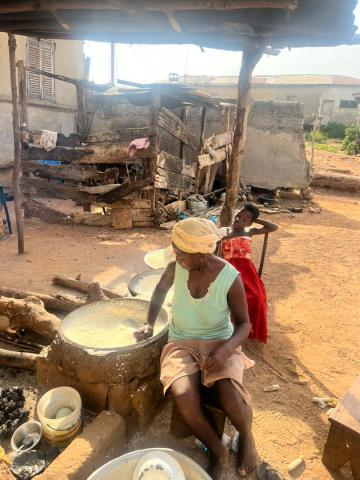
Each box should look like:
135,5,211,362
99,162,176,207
11,421,42,453
87,448,211,480
60,298,168,352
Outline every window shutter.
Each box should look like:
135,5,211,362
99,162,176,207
26,38,55,101
26,38,41,99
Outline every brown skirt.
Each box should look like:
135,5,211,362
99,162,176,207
160,339,255,404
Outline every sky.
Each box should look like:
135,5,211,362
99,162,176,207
84,4,360,85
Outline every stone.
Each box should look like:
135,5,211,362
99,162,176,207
37,411,126,480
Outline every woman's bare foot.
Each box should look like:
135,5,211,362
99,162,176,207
237,432,258,477
208,445,229,480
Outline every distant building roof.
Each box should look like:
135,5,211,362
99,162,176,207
173,74,360,86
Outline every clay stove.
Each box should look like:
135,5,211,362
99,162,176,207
37,298,168,431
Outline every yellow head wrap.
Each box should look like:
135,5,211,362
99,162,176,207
172,218,220,254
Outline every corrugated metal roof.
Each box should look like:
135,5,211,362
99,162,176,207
176,74,360,86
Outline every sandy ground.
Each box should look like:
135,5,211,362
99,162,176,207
0,188,359,479
309,146,360,177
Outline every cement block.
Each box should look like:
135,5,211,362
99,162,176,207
242,101,311,190
37,410,126,480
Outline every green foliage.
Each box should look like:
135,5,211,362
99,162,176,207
313,143,340,154
342,125,360,155
313,130,328,143
320,122,347,139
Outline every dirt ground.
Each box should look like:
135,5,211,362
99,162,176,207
309,146,360,177
1,186,359,479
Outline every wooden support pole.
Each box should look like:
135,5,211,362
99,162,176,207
150,87,161,210
16,60,28,127
8,34,25,254
220,44,264,227
223,105,231,181
195,106,207,193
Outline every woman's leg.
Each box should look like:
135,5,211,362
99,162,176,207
171,372,228,479
215,379,257,476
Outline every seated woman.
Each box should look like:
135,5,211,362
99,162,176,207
135,218,256,480
220,203,278,344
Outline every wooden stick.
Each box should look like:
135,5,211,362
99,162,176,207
24,65,110,92
0,334,40,354
220,44,264,227
258,232,269,278
8,34,25,254
195,106,207,193
52,275,122,299
0,347,37,371
0,287,84,312
150,86,161,211
0,332,44,352
16,60,28,127
223,105,231,182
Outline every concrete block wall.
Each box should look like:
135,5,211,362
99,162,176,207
90,99,310,190
242,101,311,190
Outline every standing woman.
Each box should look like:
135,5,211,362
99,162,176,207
135,218,256,480
220,203,278,344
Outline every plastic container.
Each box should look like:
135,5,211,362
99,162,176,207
37,387,81,446
41,418,81,448
87,448,211,480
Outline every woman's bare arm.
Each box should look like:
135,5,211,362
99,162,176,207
226,276,251,349
147,261,175,326
249,218,278,236
134,261,175,342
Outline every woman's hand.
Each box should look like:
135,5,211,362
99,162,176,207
133,323,153,342
204,343,232,372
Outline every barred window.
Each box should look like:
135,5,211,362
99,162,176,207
26,38,55,101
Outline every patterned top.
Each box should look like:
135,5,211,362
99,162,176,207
169,262,239,342
221,236,252,261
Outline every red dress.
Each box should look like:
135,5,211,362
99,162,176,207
221,236,268,343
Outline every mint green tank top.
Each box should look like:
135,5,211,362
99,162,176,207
168,262,239,342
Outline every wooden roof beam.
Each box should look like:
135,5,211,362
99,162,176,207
24,65,111,92
0,0,299,14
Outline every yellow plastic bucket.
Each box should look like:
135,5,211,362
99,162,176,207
37,387,82,447
42,418,81,448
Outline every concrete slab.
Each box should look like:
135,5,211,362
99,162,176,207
37,410,125,480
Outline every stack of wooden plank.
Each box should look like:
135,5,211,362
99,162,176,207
198,132,233,194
